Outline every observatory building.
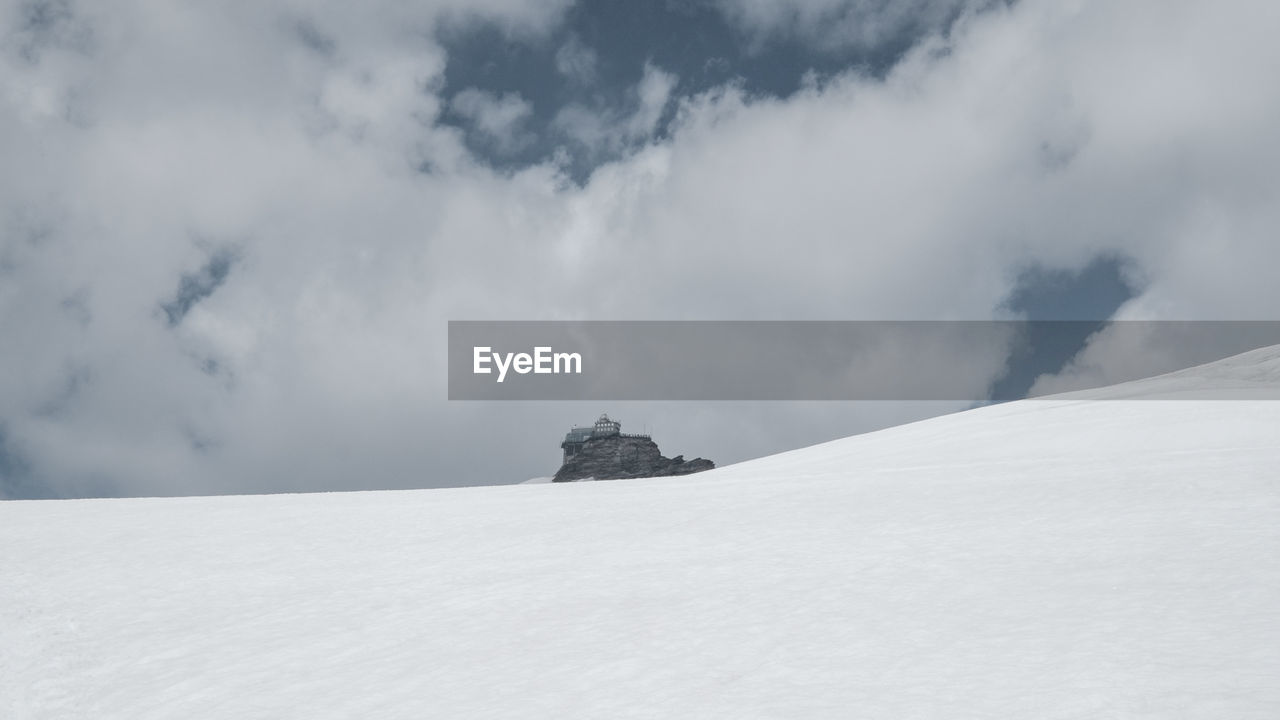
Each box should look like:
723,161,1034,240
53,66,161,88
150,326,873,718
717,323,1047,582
554,414,713,482
560,414,637,463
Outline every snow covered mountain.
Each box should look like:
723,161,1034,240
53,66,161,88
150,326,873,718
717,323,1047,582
3,346,1279,719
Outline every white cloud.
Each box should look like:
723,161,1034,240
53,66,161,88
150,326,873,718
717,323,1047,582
451,88,535,154
554,35,597,85
715,0,981,53
553,63,676,157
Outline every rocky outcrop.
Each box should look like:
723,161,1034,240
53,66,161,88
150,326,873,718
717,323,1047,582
553,434,714,482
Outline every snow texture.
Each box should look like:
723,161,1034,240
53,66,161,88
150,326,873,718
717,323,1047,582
3,347,1280,718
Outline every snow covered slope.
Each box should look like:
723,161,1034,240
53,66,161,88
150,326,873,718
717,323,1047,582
3,347,1280,719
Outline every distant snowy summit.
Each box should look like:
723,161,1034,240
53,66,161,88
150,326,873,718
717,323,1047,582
1045,342,1280,400
553,414,714,482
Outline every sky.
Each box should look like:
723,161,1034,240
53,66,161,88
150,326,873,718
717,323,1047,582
2,0,1279,498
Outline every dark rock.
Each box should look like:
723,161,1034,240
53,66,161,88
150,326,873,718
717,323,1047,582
553,434,715,482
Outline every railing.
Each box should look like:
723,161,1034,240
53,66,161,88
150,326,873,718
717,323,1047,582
564,431,653,444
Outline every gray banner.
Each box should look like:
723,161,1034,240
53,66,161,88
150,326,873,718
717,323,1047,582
447,321,1280,401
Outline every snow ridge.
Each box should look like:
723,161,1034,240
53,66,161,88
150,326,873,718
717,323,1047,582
2,346,1279,718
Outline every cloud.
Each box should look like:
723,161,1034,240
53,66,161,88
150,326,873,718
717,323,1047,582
554,35,597,85
161,247,238,327
451,88,535,155
552,63,676,158
715,0,985,53
1,0,1278,497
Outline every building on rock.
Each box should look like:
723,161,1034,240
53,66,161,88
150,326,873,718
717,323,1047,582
554,414,714,482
